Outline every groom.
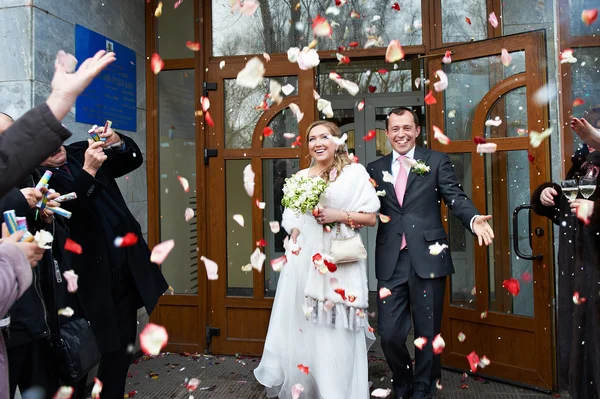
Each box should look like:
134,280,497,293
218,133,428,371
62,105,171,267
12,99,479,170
367,107,494,399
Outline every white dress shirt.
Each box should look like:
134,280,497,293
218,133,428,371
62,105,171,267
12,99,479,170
390,146,478,232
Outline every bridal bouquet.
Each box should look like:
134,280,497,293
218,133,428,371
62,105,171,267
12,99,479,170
282,175,328,215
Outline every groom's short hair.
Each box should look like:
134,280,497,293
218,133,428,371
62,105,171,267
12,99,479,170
386,107,419,130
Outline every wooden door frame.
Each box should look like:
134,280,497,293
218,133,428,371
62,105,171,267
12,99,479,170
427,31,555,390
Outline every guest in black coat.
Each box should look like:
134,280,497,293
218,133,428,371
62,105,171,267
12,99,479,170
531,144,600,399
37,127,168,399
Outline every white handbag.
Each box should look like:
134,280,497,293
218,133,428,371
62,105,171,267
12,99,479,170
329,223,367,264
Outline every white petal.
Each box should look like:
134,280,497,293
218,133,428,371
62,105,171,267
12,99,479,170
282,83,295,96
382,171,394,183
243,164,255,196
201,256,219,280
236,57,265,88
150,240,175,264
251,248,266,272
233,214,245,227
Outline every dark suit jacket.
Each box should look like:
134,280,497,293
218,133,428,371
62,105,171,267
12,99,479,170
38,134,168,353
367,146,479,281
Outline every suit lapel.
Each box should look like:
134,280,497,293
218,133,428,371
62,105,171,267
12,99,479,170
405,146,430,194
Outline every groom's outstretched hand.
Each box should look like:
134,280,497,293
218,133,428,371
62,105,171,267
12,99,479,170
473,215,494,246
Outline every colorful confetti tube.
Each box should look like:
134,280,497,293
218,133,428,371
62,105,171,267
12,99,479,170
102,120,112,141
55,192,77,203
45,206,72,219
88,125,101,142
3,210,18,235
15,217,34,242
34,171,52,190
37,194,49,211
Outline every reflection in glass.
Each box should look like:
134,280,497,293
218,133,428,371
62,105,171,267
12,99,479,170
441,0,487,43
264,159,301,297
318,58,421,96
486,150,533,317
158,70,197,294
486,87,528,138
444,52,525,141
157,0,195,59
447,153,476,309
226,159,254,297
571,47,600,152
225,77,298,149
211,0,422,56
263,108,299,149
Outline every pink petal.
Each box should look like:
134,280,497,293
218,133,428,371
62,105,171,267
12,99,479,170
357,100,365,111
433,125,451,145
269,221,280,233
501,48,512,67
432,334,445,355
184,207,195,222
442,50,452,64
414,336,428,350
186,378,200,392
379,287,392,299
178,176,190,192
91,378,103,399
55,50,78,73
292,383,304,399
312,15,333,37
488,11,499,28
201,256,219,280
251,248,266,272
477,143,498,154
433,70,448,92
270,255,287,272
139,323,169,356
63,270,79,293
151,53,164,75
150,240,175,265
385,40,404,63
200,96,210,112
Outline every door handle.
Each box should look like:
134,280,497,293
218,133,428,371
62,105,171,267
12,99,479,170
512,204,543,261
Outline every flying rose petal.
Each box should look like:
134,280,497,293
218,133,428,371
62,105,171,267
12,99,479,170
485,117,502,127
371,388,392,398
581,9,599,26
392,2,400,11
201,256,219,280
521,271,533,283
385,40,404,63
414,336,427,350
289,103,304,122
251,248,266,272
458,332,466,342
465,16,472,24
186,41,201,51
91,378,103,399
241,264,252,272
283,132,296,140
184,207,195,222
317,98,334,118
332,77,359,96
231,214,244,227
151,53,164,75
154,1,163,16
234,0,259,16
502,277,520,296
576,200,592,225
291,384,305,399
114,232,139,248
448,109,456,118
178,175,190,192
64,238,82,254
442,50,452,64
63,270,78,293
376,190,386,197
350,10,360,18
53,386,74,399
336,53,351,65
312,15,333,37
58,307,74,317
529,127,553,148
488,11,498,28
425,90,437,105
573,98,585,107
477,143,498,154
573,291,587,305
219,60,225,69
433,125,451,145
270,80,283,104
481,311,488,319
139,323,168,355
297,48,320,70
200,96,210,112
533,84,556,105
55,50,78,73
479,356,491,368
204,111,214,127
281,84,295,96
357,100,365,111
433,70,448,92
297,364,310,374
363,129,376,141
270,255,287,272
256,199,266,209
429,242,448,255
560,48,577,64
379,214,391,223
243,164,255,196
186,378,200,392
500,48,512,67
382,170,394,183
331,133,347,146
263,127,274,137
236,57,265,88
34,229,53,249
325,6,341,16
432,334,445,355
379,287,392,299
467,351,480,373
150,240,175,264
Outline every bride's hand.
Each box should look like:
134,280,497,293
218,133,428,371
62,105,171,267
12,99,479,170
290,228,300,243
316,208,342,224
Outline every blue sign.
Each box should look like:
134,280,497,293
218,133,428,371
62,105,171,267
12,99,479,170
75,25,136,132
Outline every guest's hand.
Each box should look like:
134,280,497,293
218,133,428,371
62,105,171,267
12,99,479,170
570,199,594,219
290,228,300,244
40,192,61,223
1,224,44,267
315,207,342,225
540,187,558,206
473,215,494,246
83,140,108,177
571,117,600,149
20,188,44,209
97,125,122,147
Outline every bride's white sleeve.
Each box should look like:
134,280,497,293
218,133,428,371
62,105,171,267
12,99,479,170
349,164,381,213
281,207,304,235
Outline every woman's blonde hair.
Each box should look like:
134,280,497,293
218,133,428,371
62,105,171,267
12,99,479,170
305,120,351,183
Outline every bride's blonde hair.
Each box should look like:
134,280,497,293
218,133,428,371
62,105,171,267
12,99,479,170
306,120,351,183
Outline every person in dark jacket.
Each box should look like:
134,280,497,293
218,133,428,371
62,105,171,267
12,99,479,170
38,126,168,399
531,144,600,399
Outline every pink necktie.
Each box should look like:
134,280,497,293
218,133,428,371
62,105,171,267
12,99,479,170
395,156,408,249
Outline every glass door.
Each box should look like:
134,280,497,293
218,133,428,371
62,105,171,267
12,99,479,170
427,31,555,390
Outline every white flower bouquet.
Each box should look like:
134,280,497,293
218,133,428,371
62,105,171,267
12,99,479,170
281,175,328,215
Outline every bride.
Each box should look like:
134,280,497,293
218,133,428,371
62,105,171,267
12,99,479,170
254,121,381,398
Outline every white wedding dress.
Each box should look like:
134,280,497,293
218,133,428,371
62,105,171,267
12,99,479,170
253,164,380,399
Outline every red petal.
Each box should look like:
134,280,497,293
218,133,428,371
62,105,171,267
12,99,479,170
334,288,346,300
369,178,378,187
502,277,520,296
263,127,274,137
297,364,310,374
465,17,472,25
64,238,82,254
117,232,139,247
348,41,360,47
424,90,437,105
204,111,214,127
527,150,535,164
126,391,137,398
377,69,389,74
582,9,599,26
391,3,400,11
368,85,377,93
185,41,201,51
151,53,164,75
467,351,480,373
256,238,267,247
474,136,487,144
573,98,585,107
312,253,323,263
324,259,337,273
363,129,376,141
520,271,533,283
